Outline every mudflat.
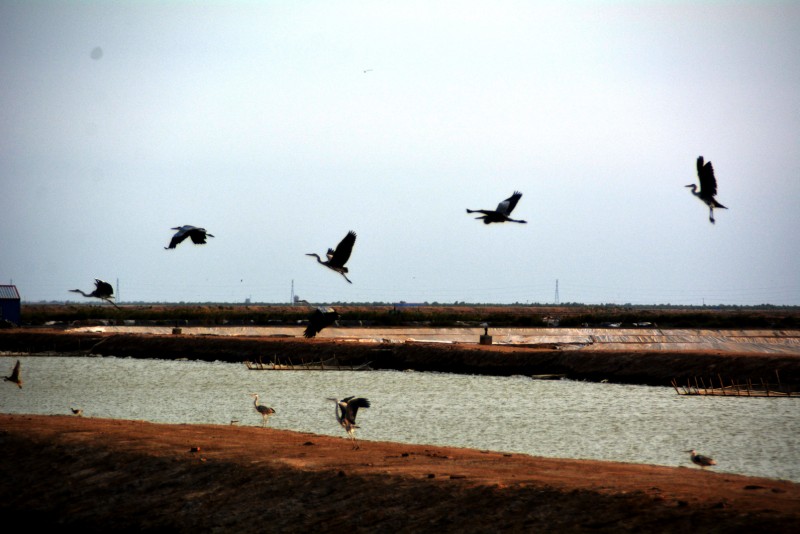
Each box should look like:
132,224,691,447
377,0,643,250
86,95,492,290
1,414,798,532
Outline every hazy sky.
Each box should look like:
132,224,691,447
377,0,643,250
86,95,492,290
2,1,799,306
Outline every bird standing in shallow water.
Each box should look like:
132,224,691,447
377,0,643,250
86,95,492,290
165,225,214,249
686,156,727,224
307,231,357,283
327,396,370,449
685,449,717,468
4,360,22,388
250,393,276,427
467,191,527,224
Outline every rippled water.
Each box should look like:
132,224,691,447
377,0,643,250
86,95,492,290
2,355,798,482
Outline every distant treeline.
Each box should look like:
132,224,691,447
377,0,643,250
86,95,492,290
17,303,800,329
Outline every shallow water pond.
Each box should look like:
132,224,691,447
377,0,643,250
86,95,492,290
2,355,798,482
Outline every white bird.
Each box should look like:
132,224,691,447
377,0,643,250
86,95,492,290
307,231,357,284
69,279,119,309
685,449,717,468
686,156,727,224
165,225,214,249
327,396,370,449
467,191,527,224
250,393,276,427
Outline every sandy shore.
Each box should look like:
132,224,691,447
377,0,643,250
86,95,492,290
1,414,798,532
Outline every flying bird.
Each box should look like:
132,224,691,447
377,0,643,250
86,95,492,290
686,156,727,224
304,307,340,338
467,191,527,224
250,393,276,427
165,225,215,249
4,360,22,388
327,396,370,449
69,279,119,308
685,449,717,469
307,231,357,283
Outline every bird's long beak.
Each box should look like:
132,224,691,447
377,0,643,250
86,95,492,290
684,185,693,188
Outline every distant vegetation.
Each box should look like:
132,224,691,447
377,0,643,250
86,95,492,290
18,302,800,329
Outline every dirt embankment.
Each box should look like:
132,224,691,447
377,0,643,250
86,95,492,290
2,329,800,386
1,415,798,533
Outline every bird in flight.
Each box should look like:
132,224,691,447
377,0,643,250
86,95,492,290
467,191,527,224
686,156,727,224
685,449,717,469
304,307,340,338
327,396,370,449
307,231,357,283
69,279,119,308
165,225,215,249
250,393,276,427
4,360,22,388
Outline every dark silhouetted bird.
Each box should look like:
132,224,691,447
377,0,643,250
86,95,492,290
4,360,22,388
685,449,717,468
686,156,727,224
70,279,119,308
250,393,276,427
327,396,370,449
165,225,215,249
467,191,527,224
307,231,356,283
304,307,340,338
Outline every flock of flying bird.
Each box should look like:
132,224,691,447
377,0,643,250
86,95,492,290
8,156,727,456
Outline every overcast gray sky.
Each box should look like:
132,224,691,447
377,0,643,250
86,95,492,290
1,1,798,306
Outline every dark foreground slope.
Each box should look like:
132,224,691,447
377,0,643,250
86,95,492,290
1,415,798,533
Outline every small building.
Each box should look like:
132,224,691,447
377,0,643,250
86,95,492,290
0,285,21,325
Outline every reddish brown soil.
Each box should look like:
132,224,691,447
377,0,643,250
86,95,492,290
1,414,798,532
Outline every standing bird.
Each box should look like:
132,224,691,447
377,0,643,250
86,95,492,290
304,307,340,338
686,156,727,224
71,407,83,417
467,191,527,224
69,279,119,309
165,225,214,249
327,396,370,449
307,231,357,283
685,449,717,469
250,393,276,427
4,360,22,388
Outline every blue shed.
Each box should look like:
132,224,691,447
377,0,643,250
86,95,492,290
0,285,21,325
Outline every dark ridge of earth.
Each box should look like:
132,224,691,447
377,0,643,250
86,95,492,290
2,329,800,387
1,415,799,533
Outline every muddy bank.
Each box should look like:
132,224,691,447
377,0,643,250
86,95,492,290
1,415,798,533
2,329,799,386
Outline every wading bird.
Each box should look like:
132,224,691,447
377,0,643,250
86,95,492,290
467,191,527,224
165,225,215,249
69,279,119,308
4,360,22,388
685,449,717,468
304,307,340,338
307,231,356,283
686,156,727,224
327,396,370,449
71,407,83,417
250,393,276,427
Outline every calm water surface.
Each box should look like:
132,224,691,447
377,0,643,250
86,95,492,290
2,355,798,482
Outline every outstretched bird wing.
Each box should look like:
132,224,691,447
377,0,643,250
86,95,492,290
345,397,370,423
166,226,192,249
188,228,213,244
329,231,356,268
696,156,717,198
94,279,113,297
496,191,522,215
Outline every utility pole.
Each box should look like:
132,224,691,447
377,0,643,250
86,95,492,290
554,279,560,305
290,280,294,305
116,278,120,304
